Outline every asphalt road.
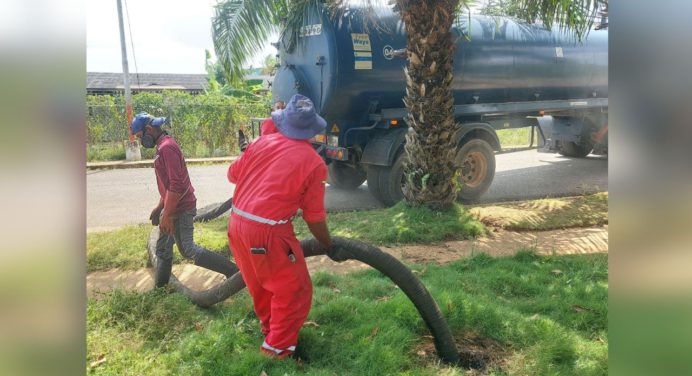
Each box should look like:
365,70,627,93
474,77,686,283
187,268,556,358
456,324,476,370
87,149,607,231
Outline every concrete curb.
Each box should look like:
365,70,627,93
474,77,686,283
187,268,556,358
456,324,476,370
86,156,238,170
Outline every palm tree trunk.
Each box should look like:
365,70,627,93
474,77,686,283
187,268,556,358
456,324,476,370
398,0,460,211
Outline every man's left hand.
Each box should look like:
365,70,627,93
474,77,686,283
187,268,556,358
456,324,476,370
160,214,174,234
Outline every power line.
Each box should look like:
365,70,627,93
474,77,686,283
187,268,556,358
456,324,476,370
123,0,141,89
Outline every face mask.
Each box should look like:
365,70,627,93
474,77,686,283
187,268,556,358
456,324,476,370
141,133,156,148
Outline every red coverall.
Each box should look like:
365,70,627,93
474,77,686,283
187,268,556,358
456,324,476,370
260,118,278,136
227,132,327,357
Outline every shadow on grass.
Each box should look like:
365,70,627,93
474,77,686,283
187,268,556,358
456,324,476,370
295,201,486,245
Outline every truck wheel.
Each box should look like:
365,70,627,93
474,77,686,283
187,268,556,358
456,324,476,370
557,140,593,158
366,165,386,203
327,161,367,189
367,152,406,207
456,139,495,203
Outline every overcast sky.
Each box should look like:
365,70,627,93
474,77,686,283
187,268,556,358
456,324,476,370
86,0,275,74
86,0,488,74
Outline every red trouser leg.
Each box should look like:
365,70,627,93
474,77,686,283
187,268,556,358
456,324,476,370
228,215,312,353
228,217,272,335
263,230,312,351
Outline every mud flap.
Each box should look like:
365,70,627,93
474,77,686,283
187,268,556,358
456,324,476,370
537,116,586,153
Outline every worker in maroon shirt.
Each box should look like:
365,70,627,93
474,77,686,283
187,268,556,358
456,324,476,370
227,94,331,359
130,113,238,287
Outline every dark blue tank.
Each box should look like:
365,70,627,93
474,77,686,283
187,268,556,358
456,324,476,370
273,3,608,130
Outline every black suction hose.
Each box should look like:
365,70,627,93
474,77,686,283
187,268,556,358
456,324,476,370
147,199,460,364
147,227,245,308
301,237,460,365
193,197,234,222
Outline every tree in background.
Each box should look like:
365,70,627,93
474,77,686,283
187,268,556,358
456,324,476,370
204,49,270,99
261,54,277,76
205,49,228,91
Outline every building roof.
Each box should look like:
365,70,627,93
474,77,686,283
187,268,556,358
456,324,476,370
87,72,209,93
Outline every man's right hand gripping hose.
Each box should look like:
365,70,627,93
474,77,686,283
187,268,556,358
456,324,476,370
306,220,332,252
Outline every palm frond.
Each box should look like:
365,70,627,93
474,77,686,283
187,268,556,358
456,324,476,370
481,0,607,40
280,0,320,53
326,0,394,35
212,0,335,82
211,0,286,84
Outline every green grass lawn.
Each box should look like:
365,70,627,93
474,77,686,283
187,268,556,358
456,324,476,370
87,251,608,375
87,194,608,273
296,202,486,244
87,202,486,272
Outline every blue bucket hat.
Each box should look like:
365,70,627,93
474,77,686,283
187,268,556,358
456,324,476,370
130,112,167,134
272,94,326,140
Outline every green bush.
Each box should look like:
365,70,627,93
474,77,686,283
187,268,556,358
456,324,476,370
86,91,269,160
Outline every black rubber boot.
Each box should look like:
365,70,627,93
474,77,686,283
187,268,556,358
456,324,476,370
154,257,173,288
194,250,238,277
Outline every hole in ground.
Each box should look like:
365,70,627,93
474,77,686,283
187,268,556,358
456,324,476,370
415,331,510,375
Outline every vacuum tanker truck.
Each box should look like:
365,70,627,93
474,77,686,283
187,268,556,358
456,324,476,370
271,3,608,206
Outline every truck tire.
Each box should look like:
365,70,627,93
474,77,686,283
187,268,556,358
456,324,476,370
456,139,495,203
327,161,367,190
557,140,593,158
367,152,406,207
366,166,386,203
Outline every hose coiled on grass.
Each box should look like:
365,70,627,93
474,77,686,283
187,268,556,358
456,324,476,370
147,199,460,364
300,237,460,364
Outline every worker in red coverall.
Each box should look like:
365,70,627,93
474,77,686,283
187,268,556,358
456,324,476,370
130,112,238,287
239,100,285,152
227,94,332,359
260,100,285,136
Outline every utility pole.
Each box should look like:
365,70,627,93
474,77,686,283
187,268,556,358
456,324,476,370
116,0,141,161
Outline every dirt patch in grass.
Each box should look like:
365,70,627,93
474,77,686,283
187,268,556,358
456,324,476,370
87,227,607,296
88,264,228,296
301,225,608,277
415,332,510,375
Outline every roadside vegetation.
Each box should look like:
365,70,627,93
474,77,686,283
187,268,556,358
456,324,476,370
86,193,607,272
495,127,536,149
87,91,268,161
88,251,607,375
88,125,538,162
